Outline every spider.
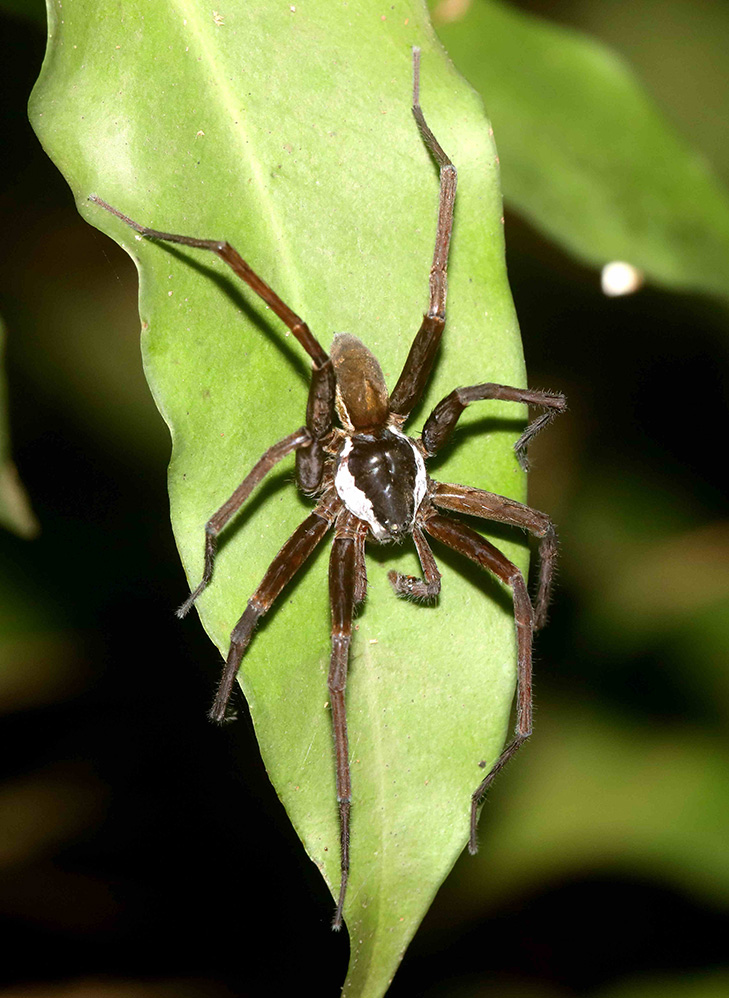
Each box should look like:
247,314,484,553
89,47,565,931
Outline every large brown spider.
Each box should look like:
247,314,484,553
90,48,565,931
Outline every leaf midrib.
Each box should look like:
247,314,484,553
174,0,305,309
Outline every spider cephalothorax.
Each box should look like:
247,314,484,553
330,333,427,542
90,47,566,931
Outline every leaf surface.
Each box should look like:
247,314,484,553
30,3,526,993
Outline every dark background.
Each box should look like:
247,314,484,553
1,1,728,996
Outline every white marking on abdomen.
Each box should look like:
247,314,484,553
334,438,387,539
334,431,427,540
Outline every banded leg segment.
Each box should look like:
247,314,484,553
389,47,458,419
177,427,312,618
422,383,567,471
328,514,359,930
431,482,557,629
210,492,340,723
388,524,441,599
422,512,534,855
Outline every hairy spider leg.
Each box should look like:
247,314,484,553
378,53,567,464
422,512,534,855
422,382,567,472
430,481,557,629
389,47,457,419
328,512,363,930
324,518,367,929
210,490,341,722
88,195,336,492
352,518,369,606
88,195,329,365
175,427,313,619
388,523,442,599
297,360,337,493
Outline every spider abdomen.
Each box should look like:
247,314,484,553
334,428,427,542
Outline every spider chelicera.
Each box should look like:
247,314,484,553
90,47,566,931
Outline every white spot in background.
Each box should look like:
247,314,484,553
601,261,644,297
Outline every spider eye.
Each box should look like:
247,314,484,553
382,518,404,536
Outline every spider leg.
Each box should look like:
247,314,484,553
296,360,336,493
422,511,534,855
210,490,341,722
328,512,362,930
177,427,313,618
431,481,557,629
89,196,336,490
89,195,330,367
388,524,441,599
353,518,369,606
422,383,567,471
389,47,457,420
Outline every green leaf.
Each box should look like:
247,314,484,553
0,318,38,539
432,0,729,300
30,2,527,993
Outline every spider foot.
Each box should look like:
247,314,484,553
387,568,440,601
331,799,350,931
175,580,206,619
514,446,530,473
208,659,239,724
332,892,346,932
468,800,481,855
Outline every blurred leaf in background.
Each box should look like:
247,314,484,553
555,0,729,188
0,317,38,537
432,0,729,300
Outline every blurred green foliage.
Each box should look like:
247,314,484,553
0,318,37,537
432,0,729,299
